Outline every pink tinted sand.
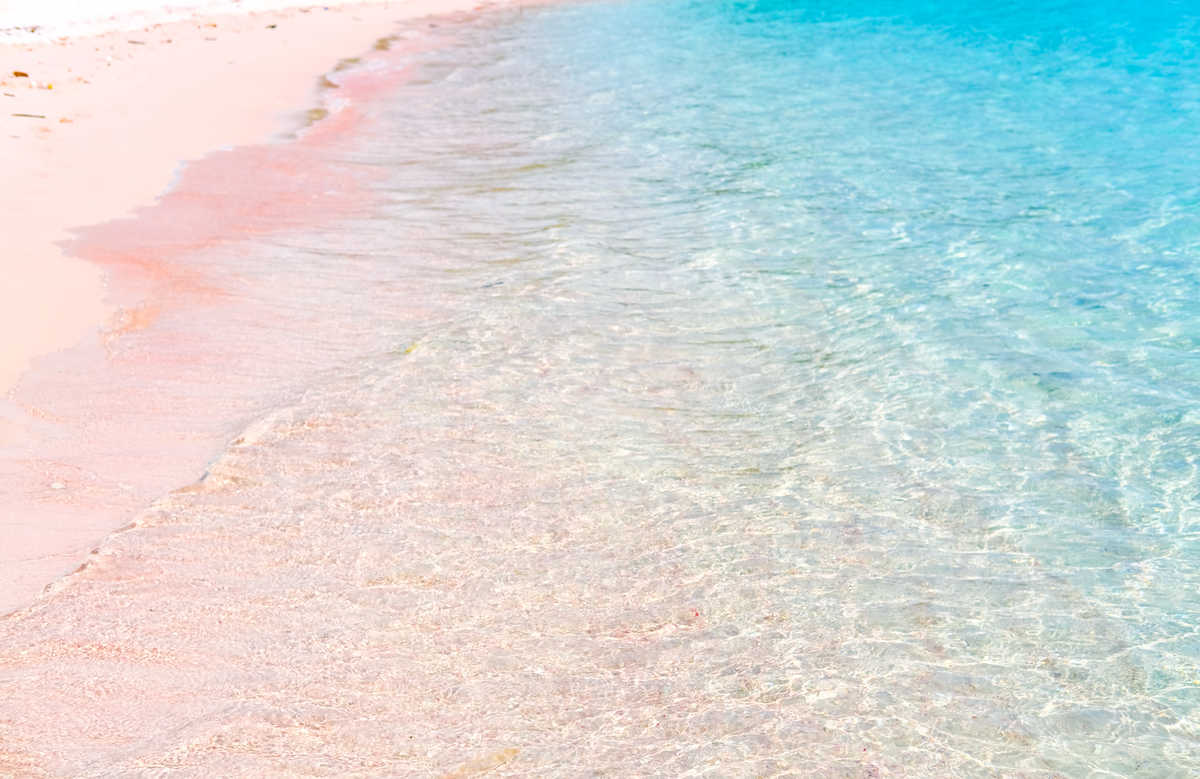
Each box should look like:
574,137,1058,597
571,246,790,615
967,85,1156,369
0,0,525,615
0,0,493,390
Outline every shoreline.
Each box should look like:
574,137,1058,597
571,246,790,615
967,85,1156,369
0,0,532,615
0,0,486,394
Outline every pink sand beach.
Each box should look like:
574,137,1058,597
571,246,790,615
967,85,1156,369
1,4,549,772
1,4,566,772
1,1,1191,775
0,0,527,617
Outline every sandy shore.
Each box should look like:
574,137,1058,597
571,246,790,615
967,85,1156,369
0,0,527,615
0,0,487,392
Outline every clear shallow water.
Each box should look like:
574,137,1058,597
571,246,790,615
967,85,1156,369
2,0,1199,775
358,1,1200,768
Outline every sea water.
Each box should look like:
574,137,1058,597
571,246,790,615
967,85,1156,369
2,0,1197,775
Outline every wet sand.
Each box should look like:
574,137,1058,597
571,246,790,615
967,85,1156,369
0,0,530,615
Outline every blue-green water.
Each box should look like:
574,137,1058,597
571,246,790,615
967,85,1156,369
354,0,1200,771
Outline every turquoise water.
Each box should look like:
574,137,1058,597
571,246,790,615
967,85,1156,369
3,0,1198,775
353,0,1200,771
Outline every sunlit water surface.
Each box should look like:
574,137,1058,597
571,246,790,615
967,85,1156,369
3,0,1199,775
